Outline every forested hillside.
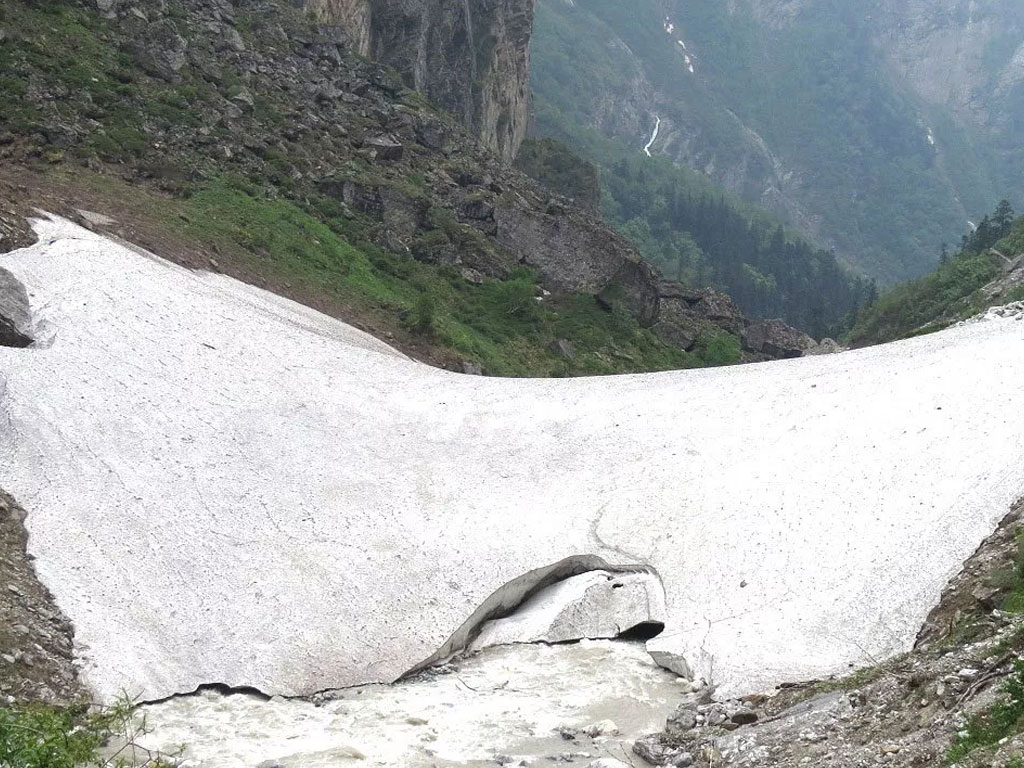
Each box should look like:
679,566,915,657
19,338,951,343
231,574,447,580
850,201,1024,344
529,0,1024,284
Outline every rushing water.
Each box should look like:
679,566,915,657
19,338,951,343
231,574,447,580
138,640,686,767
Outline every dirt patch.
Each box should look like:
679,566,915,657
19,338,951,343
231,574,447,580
0,490,84,705
0,165,466,372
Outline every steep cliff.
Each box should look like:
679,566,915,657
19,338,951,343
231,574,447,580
304,0,535,162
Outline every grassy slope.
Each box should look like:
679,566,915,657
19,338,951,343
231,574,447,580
849,216,1024,345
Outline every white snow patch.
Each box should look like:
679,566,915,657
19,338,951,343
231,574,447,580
3,215,1024,703
926,128,936,146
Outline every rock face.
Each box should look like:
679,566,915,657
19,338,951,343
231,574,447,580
304,0,535,162
653,284,746,351
0,267,33,347
493,203,661,325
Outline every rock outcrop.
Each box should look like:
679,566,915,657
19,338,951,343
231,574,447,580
0,267,33,348
303,0,535,162
0,491,83,704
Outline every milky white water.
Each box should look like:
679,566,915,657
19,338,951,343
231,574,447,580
643,116,661,156
138,641,682,767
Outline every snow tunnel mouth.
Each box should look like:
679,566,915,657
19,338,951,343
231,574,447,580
403,555,668,679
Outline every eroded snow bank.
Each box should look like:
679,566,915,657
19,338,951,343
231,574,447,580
2,215,1024,702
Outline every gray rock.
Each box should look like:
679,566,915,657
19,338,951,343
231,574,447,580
493,203,660,327
633,733,683,766
664,704,697,739
694,289,746,336
222,26,245,53
0,267,33,348
230,88,255,113
255,761,284,768
743,318,815,359
365,135,404,161
461,361,483,376
548,338,575,360
94,0,119,17
132,19,188,81
804,337,843,356
646,644,692,678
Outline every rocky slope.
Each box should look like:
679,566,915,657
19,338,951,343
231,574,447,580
302,0,536,163
0,0,814,375
0,491,83,705
530,0,1024,283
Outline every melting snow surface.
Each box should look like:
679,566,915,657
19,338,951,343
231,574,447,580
2,215,1024,704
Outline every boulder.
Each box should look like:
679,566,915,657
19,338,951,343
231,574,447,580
548,338,575,360
494,203,660,326
365,135,404,161
651,296,722,352
633,734,686,766
804,337,844,356
132,20,188,82
743,318,815,359
0,267,33,347
694,289,746,336
318,180,427,241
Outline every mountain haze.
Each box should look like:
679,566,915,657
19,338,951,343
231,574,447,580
530,0,1024,283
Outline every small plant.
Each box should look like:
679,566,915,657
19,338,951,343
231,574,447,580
947,659,1024,763
0,696,178,767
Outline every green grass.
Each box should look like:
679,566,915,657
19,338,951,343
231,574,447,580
848,250,1002,344
168,176,703,376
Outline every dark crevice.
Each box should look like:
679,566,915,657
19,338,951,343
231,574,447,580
617,621,666,641
139,682,272,707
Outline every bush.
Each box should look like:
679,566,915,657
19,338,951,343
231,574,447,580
410,291,438,335
699,333,742,367
0,697,176,768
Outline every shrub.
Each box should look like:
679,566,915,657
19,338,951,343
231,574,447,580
410,291,438,335
947,660,1024,762
0,697,176,767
